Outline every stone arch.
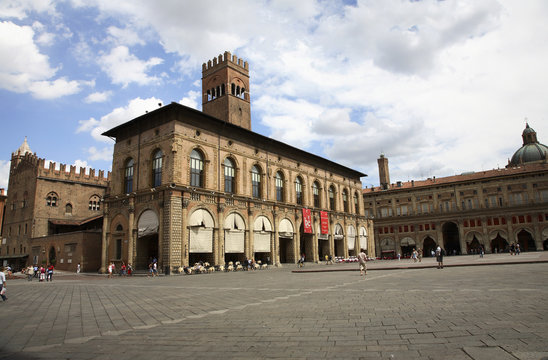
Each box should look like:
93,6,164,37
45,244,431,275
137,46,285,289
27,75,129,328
516,228,536,252
379,237,396,259
278,218,295,263
224,212,246,263
465,231,484,254
400,237,416,258
442,222,461,255
135,209,159,270
422,236,437,257
489,230,508,253
253,215,273,264
188,208,216,265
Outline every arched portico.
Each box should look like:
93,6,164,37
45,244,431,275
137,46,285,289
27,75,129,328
442,222,461,255
465,231,484,254
379,237,395,259
423,236,436,257
347,225,357,257
188,208,215,265
516,229,536,252
278,218,295,263
224,212,246,264
334,224,344,257
490,230,508,253
253,215,273,264
136,209,159,270
400,237,415,258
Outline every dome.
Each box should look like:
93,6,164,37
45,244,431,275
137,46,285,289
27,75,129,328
508,124,548,166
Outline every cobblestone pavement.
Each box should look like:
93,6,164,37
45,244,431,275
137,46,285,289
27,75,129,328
1,258,547,359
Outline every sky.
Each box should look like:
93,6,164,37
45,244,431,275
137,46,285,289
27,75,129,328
1,0,547,191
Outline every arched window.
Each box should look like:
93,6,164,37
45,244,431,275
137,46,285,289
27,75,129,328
240,88,246,99
295,177,303,205
329,186,335,211
221,83,225,96
152,149,162,187
342,189,349,212
216,86,220,98
236,85,240,96
190,149,204,187
124,158,134,193
207,89,211,101
275,171,284,202
251,165,261,199
354,192,359,214
231,83,236,95
211,87,216,99
116,224,123,232
313,181,320,208
65,203,72,214
46,192,58,207
224,157,235,193
89,195,101,211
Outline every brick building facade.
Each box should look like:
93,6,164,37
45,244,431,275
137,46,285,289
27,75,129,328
1,139,110,271
101,52,374,274
364,125,548,258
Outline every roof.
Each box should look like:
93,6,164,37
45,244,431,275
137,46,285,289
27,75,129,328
102,102,366,179
48,214,103,226
363,162,548,194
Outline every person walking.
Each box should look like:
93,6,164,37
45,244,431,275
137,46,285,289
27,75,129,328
76,263,81,274
436,246,445,269
39,266,46,282
26,266,33,281
0,267,7,301
46,264,54,281
358,250,367,277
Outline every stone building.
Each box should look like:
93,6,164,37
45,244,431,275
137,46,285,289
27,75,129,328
0,138,110,271
364,124,548,258
0,189,6,237
101,51,374,274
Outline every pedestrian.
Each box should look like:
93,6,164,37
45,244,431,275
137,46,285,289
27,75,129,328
33,265,39,279
0,267,7,301
516,243,521,255
152,262,158,276
108,262,113,278
76,263,81,274
435,246,444,269
47,264,54,281
479,246,484,258
26,266,33,281
412,249,418,263
39,266,46,282
358,250,367,277
397,253,401,261
418,248,423,262
120,262,126,276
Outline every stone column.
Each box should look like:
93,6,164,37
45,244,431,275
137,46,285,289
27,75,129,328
294,215,300,263
162,190,182,274
312,216,318,263
181,194,189,267
458,221,467,254
532,213,542,251
506,216,514,245
436,222,444,249
217,203,224,265
481,217,491,253
127,197,135,266
100,203,109,273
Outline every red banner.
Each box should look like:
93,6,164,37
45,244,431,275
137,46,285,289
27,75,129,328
302,208,312,234
320,211,329,234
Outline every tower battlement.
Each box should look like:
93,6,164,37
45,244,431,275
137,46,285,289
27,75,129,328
11,151,110,186
202,51,249,76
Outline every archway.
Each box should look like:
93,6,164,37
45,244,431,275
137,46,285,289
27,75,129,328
48,246,56,265
224,212,246,264
400,237,415,258
189,209,215,265
299,222,314,262
346,225,357,257
517,229,536,252
136,209,159,270
379,238,395,259
466,232,483,254
423,236,436,257
279,218,295,263
442,222,461,255
254,216,272,264
334,224,344,257
491,233,508,253
317,223,330,260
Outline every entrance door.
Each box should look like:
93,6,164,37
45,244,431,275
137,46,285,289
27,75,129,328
442,222,461,255
517,229,536,251
136,210,159,270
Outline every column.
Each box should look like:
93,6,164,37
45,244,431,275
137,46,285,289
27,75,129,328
100,203,110,274
181,194,189,267
127,197,135,266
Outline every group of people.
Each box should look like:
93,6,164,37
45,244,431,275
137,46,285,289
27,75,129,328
411,248,423,263
509,243,521,255
107,262,133,278
24,264,54,282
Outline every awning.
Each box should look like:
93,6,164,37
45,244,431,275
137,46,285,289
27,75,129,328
189,209,215,228
347,225,356,250
334,224,344,240
254,216,272,232
279,218,294,238
359,226,367,250
224,213,246,230
138,210,159,237
0,254,28,260
49,214,103,226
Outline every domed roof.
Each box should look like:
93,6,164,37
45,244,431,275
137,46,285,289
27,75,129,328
16,137,32,155
508,124,548,166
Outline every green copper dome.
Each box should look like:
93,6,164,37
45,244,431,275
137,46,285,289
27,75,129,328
509,124,548,166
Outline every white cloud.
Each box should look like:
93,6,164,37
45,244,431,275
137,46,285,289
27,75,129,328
0,160,10,190
98,45,163,87
107,26,145,46
179,90,200,110
78,97,164,142
0,21,84,98
84,90,112,103
0,0,56,20
86,146,113,161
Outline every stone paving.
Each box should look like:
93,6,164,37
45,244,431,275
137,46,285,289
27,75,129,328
1,254,547,360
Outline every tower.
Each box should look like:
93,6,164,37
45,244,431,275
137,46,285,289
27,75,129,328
377,154,390,190
202,51,251,130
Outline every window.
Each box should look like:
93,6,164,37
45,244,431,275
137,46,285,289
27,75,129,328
354,192,359,214
152,150,162,187
295,177,303,205
275,171,284,202
124,158,134,193
65,203,72,215
190,149,204,187
342,189,348,212
224,158,235,193
328,186,335,211
46,192,58,207
313,181,320,208
89,195,101,211
252,165,261,199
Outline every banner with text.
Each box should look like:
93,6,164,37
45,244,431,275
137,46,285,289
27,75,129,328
320,211,329,234
302,208,312,234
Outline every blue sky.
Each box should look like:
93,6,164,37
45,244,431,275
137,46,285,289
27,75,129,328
1,0,547,191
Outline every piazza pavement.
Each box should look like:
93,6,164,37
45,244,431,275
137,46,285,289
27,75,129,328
0,252,547,360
